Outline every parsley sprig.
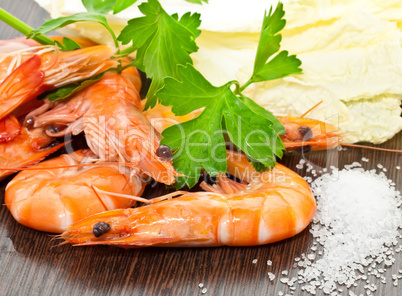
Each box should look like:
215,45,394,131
0,0,302,188
28,0,139,48
157,3,301,187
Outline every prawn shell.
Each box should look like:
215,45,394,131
5,150,145,233
61,151,317,247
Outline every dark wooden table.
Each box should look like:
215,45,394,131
0,1,401,295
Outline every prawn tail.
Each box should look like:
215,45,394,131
0,55,45,119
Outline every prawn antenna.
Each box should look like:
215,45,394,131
341,143,402,153
301,100,323,118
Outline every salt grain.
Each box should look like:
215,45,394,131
252,259,258,264
201,287,208,294
267,260,272,266
198,283,204,288
293,165,401,294
268,272,275,281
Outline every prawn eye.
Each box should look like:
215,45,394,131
299,126,313,141
156,145,172,161
25,117,34,129
93,222,111,237
45,125,59,134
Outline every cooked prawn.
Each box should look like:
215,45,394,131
33,70,177,185
143,103,339,152
60,150,316,247
5,150,147,233
0,44,118,119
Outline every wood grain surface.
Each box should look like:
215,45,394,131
0,1,401,296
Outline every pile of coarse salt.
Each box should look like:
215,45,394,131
279,161,401,295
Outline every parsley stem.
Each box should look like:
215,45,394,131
239,79,253,92
103,25,119,48
118,45,137,56
0,8,54,45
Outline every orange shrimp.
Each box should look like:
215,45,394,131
59,150,316,247
5,150,147,233
0,44,118,119
33,70,177,185
143,103,340,152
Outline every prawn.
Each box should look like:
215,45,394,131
33,70,177,185
59,150,316,247
0,44,118,119
143,103,339,152
5,150,147,233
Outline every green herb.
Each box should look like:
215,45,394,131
39,73,105,102
28,0,138,48
118,0,201,109
112,0,139,14
156,2,301,187
54,37,82,51
29,13,119,47
82,0,138,15
184,0,208,4
158,64,285,188
239,3,302,91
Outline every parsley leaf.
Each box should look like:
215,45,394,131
82,0,138,14
28,0,139,48
55,37,82,51
246,155,268,172
117,0,201,109
241,2,302,91
28,12,119,47
158,64,285,188
39,73,105,102
82,0,116,14
184,0,208,4
113,0,139,14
